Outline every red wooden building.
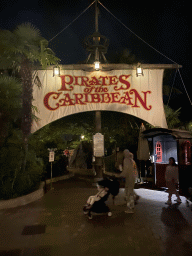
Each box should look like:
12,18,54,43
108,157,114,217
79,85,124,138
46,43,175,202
143,128,192,197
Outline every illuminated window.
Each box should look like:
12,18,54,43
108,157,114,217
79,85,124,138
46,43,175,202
183,140,191,165
156,141,162,162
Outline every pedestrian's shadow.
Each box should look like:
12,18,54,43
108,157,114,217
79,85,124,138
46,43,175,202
161,203,192,256
161,203,189,231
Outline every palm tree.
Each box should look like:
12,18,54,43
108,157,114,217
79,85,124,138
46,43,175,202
0,75,22,147
0,23,60,172
164,105,181,129
106,48,138,64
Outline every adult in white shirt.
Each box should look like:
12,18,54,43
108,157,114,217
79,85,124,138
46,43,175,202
165,157,181,205
114,149,138,213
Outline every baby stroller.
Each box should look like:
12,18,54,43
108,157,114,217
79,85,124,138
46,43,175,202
83,177,119,219
186,187,192,211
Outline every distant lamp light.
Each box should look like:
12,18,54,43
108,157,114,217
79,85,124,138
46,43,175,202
94,61,100,71
53,66,60,77
81,135,85,140
136,63,143,77
93,36,101,43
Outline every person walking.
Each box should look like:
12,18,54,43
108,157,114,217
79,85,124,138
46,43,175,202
115,150,124,172
114,149,137,213
165,157,181,205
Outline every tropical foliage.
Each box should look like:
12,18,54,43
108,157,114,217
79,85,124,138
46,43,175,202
0,76,22,147
164,105,181,129
0,32,191,200
0,23,59,199
0,129,44,199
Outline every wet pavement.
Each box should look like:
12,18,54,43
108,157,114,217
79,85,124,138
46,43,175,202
0,174,192,256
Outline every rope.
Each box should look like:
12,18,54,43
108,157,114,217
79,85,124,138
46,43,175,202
98,1,192,106
98,0,178,65
178,69,192,105
167,69,178,106
48,0,96,43
46,0,192,106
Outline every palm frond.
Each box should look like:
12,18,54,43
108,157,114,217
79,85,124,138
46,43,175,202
14,23,41,42
164,105,181,128
163,84,182,96
31,104,40,122
31,105,39,114
40,40,60,68
32,113,40,122
0,75,22,117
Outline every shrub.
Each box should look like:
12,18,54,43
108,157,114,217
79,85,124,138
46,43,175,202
0,130,44,200
13,150,44,197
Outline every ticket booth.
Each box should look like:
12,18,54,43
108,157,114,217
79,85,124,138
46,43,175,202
142,128,192,195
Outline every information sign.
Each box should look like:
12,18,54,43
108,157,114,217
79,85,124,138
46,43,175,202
93,133,104,157
49,151,55,162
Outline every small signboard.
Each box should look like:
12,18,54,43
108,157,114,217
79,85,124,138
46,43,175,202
69,149,74,156
93,133,104,157
49,151,55,162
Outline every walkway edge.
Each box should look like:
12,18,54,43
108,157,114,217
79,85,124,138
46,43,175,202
0,172,74,210
45,172,74,184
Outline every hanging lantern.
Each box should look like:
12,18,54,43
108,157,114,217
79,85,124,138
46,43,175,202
136,63,143,77
94,61,100,71
53,66,60,77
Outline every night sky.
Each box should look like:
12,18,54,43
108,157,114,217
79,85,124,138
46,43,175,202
0,0,191,121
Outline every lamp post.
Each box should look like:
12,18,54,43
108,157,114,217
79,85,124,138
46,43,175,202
83,0,109,182
83,1,109,68
94,0,100,71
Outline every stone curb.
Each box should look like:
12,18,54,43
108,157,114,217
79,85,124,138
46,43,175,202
0,172,74,210
45,172,74,184
0,182,45,210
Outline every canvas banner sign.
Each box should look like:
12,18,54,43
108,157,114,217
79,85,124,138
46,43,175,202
31,68,167,133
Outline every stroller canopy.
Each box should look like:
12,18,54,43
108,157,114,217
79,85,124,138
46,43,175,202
98,178,119,197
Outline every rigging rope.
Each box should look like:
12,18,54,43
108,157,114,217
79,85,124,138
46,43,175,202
48,0,96,43
178,69,192,105
167,69,178,106
98,0,178,65
46,0,191,106
98,0,191,106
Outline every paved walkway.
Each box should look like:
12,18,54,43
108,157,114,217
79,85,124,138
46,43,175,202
0,174,192,256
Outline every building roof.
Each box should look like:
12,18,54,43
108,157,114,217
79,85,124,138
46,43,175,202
143,128,192,140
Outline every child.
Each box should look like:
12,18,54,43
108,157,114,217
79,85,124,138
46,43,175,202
85,185,109,209
165,157,181,205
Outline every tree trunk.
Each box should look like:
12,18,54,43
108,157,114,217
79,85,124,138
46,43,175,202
0,115,9,148
20,58,33,172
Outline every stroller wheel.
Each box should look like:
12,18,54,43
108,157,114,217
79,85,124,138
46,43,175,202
88,211,92,219
108,212,112,217
88,214,93,220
